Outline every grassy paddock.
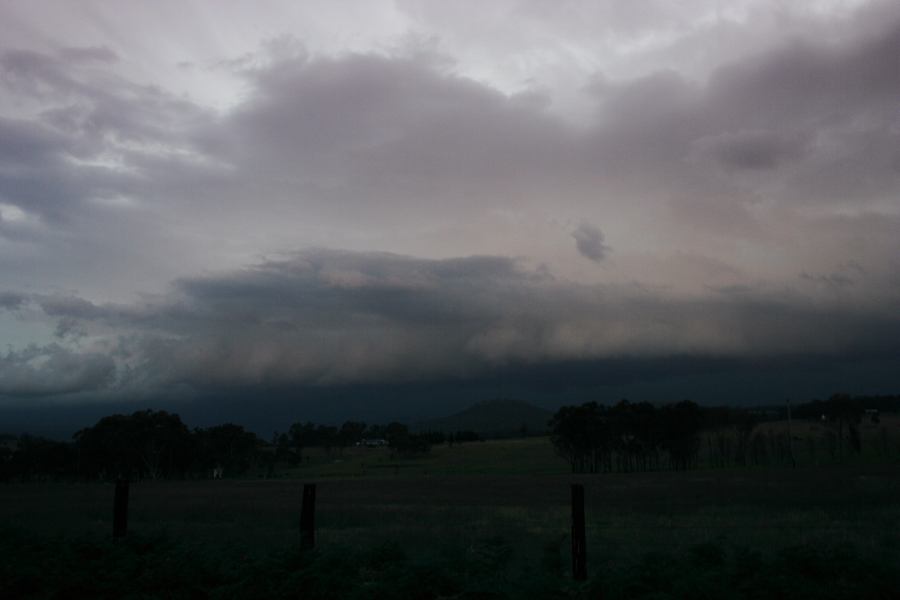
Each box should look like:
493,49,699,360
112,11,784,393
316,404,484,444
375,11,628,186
4,436,900,598
283,416,900,479
280,436,570,478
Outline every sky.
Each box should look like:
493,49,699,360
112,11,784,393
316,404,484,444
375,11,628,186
1,1,900,434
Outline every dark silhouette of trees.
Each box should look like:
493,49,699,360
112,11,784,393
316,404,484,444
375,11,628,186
75,410,193,480
193,423,260,476
550,400,704,473
338,421,367,452
660,400,703,470
384,422,409,446
418,431,447,445
288,421,317,462
549,402,609,473
381,423,432,457
825,394,863,457
795,393,866,458
1,435,75,482
74,412,259,480
5,392,899,481
609,400,661,472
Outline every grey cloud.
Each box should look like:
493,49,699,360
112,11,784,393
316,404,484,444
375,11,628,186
58,45,119,63
2,3,900,403
800,271,855,289
709,284,753,296
208,48,574,225
4,7,900,251
694,129,809,170
38,295,110,319
54,317,86,340
0,47,216,223
572,223,610,262
842,261,867,276
0,117,65,166
3,249,896,401
0,291,26,309
0,344,115,397
708,23,900,121
583,14,900,206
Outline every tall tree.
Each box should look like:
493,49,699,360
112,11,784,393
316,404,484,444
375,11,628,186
75,410,192,480
550,402,610,473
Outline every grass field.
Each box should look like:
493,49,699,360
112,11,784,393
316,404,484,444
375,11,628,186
5,434,900,598
284,435,571,478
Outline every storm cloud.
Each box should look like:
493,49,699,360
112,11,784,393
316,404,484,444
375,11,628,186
0,344,114,397
1,1,899,411
1,248,897,402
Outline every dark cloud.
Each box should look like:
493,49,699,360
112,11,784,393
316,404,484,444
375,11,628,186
0,291,26,310
2,3,900,413
53,317,86,340
0,248,896,403
572,223,610,262
38,295,110,319
0,344,115,397
694,129,809,170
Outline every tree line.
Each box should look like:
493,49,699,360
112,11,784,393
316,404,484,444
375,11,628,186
3,393,898,481
0,410,481,483
549,400,705,473
550,394,900,474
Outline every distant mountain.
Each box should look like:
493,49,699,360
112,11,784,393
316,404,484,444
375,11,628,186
413,398,553,437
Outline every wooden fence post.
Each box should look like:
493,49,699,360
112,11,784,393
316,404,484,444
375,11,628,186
113,479,129,539
301,483,316,550
571,483,587,581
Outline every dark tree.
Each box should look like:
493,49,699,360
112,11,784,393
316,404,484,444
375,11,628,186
194,423,261,476
338,421,367,451
75,410,192,480
288,421,318,462
4,435,76,482
659,400,703,470
549,402,610,473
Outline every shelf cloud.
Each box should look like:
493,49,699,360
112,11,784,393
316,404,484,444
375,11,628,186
1,1,899,417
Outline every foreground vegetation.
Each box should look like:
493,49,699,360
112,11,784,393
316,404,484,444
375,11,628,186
5,525,900,599
4,462,900,598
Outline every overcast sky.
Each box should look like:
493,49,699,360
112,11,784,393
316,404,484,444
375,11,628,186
1,1,899,428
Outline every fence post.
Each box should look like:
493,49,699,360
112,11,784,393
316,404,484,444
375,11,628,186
571,483,587,581
113,479,129,539
301,483,316,550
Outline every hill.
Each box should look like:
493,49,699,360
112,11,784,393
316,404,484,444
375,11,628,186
413,398,553,438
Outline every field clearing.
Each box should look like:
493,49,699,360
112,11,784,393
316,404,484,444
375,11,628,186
283,436,571,478
286,416,900,479
5,453,900,571
6,434,900,597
